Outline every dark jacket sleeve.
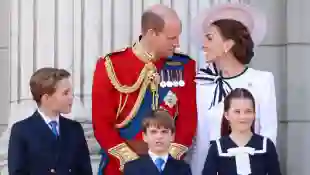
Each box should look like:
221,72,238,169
202,142,218,175
123,161,136,175
182,162,192,175
75,122,93,175
266,138,282,175
8,123,29,175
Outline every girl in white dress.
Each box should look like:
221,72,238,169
188,3,278,175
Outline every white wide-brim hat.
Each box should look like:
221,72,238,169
191,3,267,47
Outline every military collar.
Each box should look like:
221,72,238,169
132,39,157,63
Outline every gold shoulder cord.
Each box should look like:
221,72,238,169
104,56,158,128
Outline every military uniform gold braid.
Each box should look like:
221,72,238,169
104,56,159,128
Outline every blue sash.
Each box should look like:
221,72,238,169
118,88,169,139
97,88,169,175
97,54,190,175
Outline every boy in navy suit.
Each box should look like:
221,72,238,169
8,67,92,175
123,109,192,175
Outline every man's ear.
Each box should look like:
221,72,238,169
146,28,157,37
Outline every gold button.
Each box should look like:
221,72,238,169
50,169,56,173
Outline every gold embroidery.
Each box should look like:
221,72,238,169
166,61,182,66
169,143,188,160
104,56,159,128
132,41,156,62
108,143,139,171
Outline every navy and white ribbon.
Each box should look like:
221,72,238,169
195,63,232,108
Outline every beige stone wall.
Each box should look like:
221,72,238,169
251,0,310,174
0,0,10,132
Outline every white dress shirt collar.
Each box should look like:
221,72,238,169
148,150,169,170
37,109,60,126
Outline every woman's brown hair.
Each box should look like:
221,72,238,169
221,88,256,136
212,19,254,65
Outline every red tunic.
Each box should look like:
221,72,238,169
92,47,197,175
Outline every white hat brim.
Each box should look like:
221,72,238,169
191,3,267,48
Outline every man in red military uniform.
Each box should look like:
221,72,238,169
92,4,197,175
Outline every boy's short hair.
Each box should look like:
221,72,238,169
142,109,175,133
29,67,70,105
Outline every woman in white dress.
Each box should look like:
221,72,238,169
189,3,278,175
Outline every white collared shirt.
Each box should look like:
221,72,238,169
148,150,169,171
37,109,60,133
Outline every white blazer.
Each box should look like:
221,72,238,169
190,66,278,175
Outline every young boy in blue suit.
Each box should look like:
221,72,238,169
123,109,192,175
8,67,92,175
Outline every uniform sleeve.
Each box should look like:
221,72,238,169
259,72,278,145
8,123,28,175
171,59,198,158
92,57,124,150
266,138,282,175
92,57,137,168
202,142,218,175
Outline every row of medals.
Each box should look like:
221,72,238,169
158,69,185,88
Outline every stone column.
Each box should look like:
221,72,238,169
0,0,224,174
0,0,102,173
285,0,310,174
248,0,287,173
0,0,12,170
0,0,10,132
